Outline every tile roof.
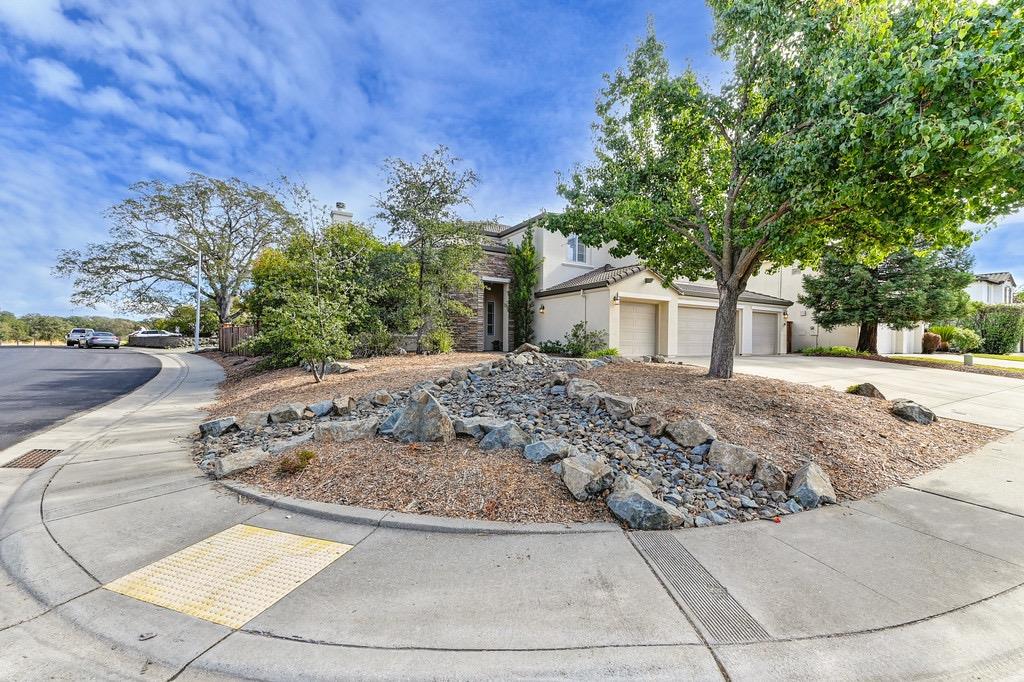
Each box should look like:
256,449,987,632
535,263,793,306
975,272,1017,286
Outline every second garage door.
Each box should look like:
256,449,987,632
619,302,658,356
677,306,742,356
752,312,779,355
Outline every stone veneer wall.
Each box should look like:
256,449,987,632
452,250,514,352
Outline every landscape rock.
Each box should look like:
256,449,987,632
391,391,455,443
240,411,269,430
452,416,506,439
332,395,356,416
314,416,380,443
788,462,837,508
560,454,615,501
606,476,685,530
708,441,758,476
450,367,469,383
213,447,272,478
199,417,238,438
513,342,540,354
479,421,530,452
269,403,305,424
665,419,718,448
303,399,335,419
565,377,601,399
600,393,639,420
753,458,787,491
326,361,357,374
523,438,577,464
267,431,314,454
378,408,403,436
371,390,394,407
891,399,938,424
850,383,886,400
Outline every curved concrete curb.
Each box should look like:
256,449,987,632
218,480,622,535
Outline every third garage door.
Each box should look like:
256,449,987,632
619,302,658,356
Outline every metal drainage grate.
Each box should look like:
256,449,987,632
632,531,770,644
2,449,63,468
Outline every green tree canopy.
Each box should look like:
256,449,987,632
374,145,484,352
800,246,974,353
54,173,296,324
553,1,1024,377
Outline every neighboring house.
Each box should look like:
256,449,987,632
456,216,792,356
967,272,1017,304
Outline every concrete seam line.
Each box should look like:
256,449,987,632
900,484,1024,521
166,630,235,681
42,480,216,523
623,532,732,682
235,628,702,652
0,585,103,634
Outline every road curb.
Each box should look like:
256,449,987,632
218,480,622,535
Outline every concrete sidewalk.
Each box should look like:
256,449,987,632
1,350,1023,680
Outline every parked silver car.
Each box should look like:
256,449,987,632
84,331,121,349
66,327,94,347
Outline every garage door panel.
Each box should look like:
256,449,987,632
677,306,740,356
752,312,778,355
620,302,658,356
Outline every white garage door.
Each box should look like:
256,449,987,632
752,312,779,355
678,306,741,356
619,302,658,356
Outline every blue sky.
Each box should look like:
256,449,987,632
0,1,1019,317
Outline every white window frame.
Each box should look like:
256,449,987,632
567,234,587,263
486,301,495,336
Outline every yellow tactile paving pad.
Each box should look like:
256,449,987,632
104,524,351,628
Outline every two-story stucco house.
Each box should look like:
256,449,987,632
967,272,1017,304
454,215,792,357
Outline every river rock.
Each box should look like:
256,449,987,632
479,421,530,452
788,462,837,508
606,476,685,530
665,419,718,448
523,438,577,464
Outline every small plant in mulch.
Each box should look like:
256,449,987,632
277,449,316,475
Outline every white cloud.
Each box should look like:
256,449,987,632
25,56,81,101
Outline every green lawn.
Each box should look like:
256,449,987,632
896,355,1024,374
974,353,1024,363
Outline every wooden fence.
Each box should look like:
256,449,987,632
218,324,256,355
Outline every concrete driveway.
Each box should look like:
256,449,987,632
672,354,1024,431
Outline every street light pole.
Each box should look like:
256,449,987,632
194,248,202,352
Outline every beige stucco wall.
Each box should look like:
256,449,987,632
534,289,610,347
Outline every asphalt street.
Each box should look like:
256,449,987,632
0,346,161,451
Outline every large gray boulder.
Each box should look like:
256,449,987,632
565,378,601,399
269,403,305,423
788,462,837,508
267,431,314,454
849,383,885,400
452,416,506,439
606,477,685,530
513,342,540,354
304,399,335,419
199,417,238,438
325,360,357,374
240,411,269,431
314,416,380,444
560,454,615,501
753,457,787,491
378,408,403,436
479,421,530,452
665,419,718,448
212,447,272,479
332,395,356,416
523,438,577,464
708,441,758,476
391,391,455,443
891,399,938,424
599,393,639,420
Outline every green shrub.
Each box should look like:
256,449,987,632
353,319,396,357
584,347,619,358
538,339,565,354
962,304,1024,355
421,327,455,354
800,346,866,357
278,449,316,475
563,321,608,357
929,324,983,353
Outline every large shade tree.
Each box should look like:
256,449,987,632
800,246,974,353
54,173,295,323
553,1,1024,377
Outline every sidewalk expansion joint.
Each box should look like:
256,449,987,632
900,484,1024,521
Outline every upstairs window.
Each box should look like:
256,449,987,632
567,234,587,263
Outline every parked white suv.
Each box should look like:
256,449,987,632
66,328,94,347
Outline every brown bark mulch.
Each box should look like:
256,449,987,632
589,362,1003,500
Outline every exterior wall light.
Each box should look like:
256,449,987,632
643,277,654,284
612,293,621,304
539,304,546,314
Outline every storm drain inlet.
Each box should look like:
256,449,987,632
2,449,62,468
632,531,770,644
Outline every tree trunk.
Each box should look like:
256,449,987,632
856,322,878,354
708,284,742,379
